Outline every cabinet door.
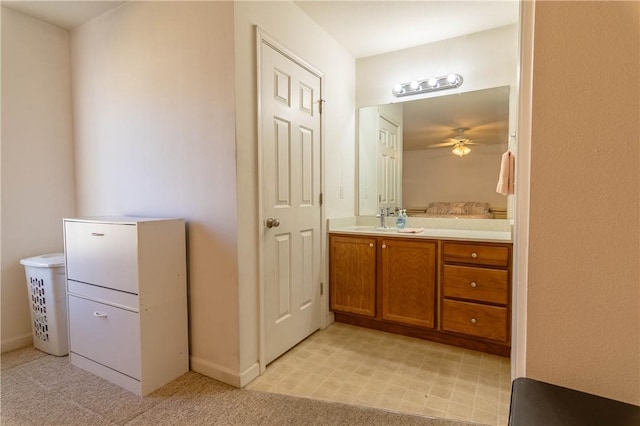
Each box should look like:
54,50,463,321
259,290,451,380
330,235,377,317
381,238,437,328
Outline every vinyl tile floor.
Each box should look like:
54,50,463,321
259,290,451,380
246,323,512,426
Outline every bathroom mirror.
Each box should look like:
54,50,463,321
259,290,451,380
358,86,511,218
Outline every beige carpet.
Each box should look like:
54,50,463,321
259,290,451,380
1,346,480,426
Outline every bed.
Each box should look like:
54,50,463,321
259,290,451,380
406,202,505,219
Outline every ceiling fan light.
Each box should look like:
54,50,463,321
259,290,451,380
452,145,471,157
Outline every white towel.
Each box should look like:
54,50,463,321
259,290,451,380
496,151,515,195
397,227,424,234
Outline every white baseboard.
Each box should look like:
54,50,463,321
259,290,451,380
191,356,246,388
323,311,335,328
1,333,33,354
239,362,260,388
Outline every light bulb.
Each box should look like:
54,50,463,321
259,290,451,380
392,84,403,94
447,74,458,84
409,80,420,90
427,77,438,87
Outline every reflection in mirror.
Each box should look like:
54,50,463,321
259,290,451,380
358,86,511,219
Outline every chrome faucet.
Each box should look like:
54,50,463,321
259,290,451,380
379,208,386,228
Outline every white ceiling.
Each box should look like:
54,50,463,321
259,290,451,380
2,1,519,58
1,1,125,30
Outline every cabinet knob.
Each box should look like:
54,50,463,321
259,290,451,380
369,243,374,248
470,282,477,288
381,244,387,249
470,318,477,324
471,252,478,259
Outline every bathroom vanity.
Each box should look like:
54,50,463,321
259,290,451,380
329,224,512,357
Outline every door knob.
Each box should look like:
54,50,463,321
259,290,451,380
266,218,280,228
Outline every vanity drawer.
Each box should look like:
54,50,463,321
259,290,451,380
441,299,508,342
65,221,139,294
442,265,509,305
68,295,141,379
442,242,510,267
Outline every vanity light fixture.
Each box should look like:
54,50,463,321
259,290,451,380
392,73,463,97
452,143,471,157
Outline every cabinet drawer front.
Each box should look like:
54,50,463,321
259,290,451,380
65,221,139,294
442,265,509,305
442,300,508,342
443,242,510,267
68,295,141,379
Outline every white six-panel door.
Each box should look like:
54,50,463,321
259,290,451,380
377,115,400,211
260,39,322,364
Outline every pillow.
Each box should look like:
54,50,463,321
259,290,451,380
426,205,440,214
468,202,490,214
426,202,451,214
451,202,469,213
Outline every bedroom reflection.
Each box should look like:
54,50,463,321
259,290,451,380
358,86,512,219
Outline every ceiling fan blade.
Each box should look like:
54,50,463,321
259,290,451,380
427,141,456,148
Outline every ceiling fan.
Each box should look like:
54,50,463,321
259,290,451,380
426,127,480,156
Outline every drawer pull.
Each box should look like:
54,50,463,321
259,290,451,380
369,243,374,248
93,311,108,318
470,282,477,288
91,232,105,237
470,318,477,324
471,252,478,259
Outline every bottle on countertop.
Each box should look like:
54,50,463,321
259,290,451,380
396,208,407,229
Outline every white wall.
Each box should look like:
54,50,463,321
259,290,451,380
70,2,240,381
234,1,355,382
356,24,518,108
403,144,507,209
1,7,76,352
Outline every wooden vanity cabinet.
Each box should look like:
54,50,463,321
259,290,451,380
329,233,437,329
329,233,512,357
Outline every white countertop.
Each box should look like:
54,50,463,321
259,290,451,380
329,225,511,243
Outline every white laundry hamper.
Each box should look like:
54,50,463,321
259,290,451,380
20,253,68,356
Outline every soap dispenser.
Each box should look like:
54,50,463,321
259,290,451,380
396,208,406,229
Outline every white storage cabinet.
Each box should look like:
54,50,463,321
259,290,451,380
64,216,188,396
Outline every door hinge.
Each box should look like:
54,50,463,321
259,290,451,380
318,99,325,114
319,192,323,206
320,282,324,295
